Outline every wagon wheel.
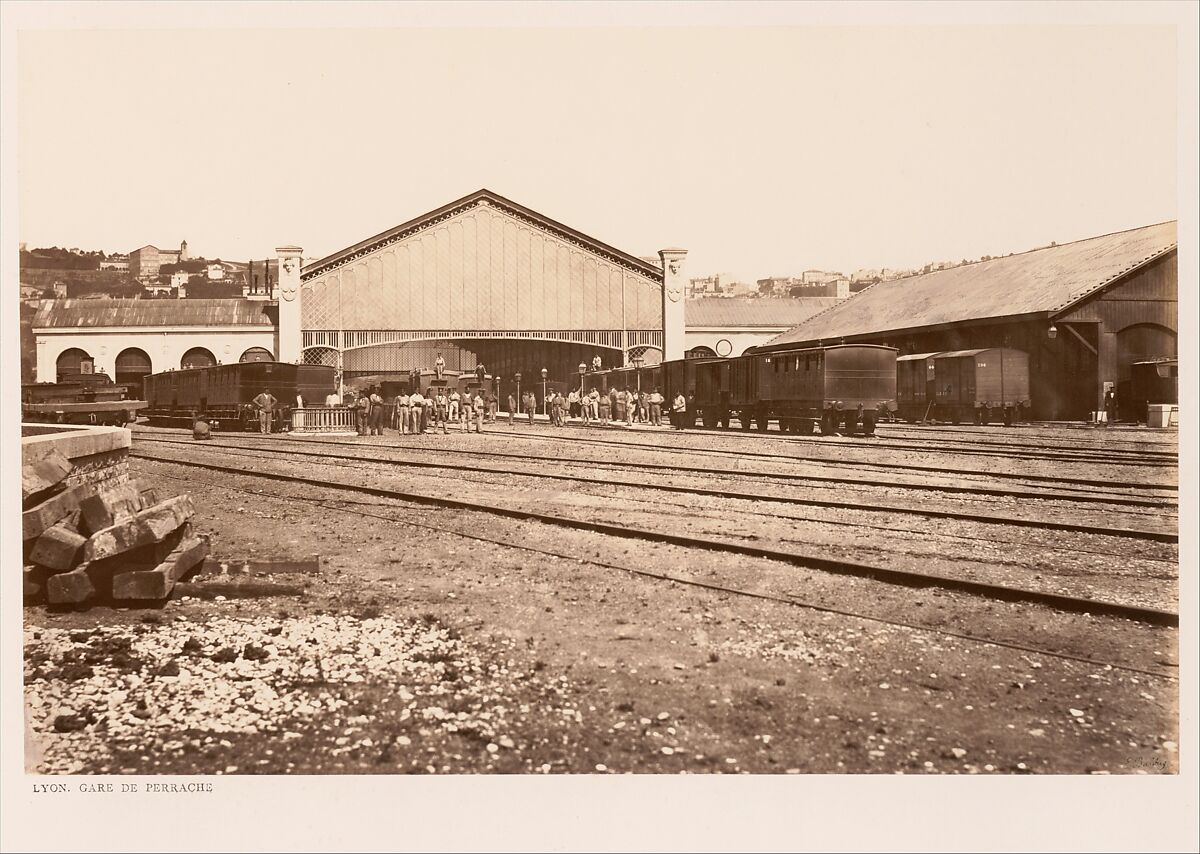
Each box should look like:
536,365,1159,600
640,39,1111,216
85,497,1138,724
799,419,815,435
756,414,770,432
740,411,753,431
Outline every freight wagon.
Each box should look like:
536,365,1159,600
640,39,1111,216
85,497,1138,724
144,362,336,431
670,344,898,435
930,348,1029,425
21,373,146,426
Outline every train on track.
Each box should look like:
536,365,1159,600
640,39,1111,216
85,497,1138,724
575,344,898,434
574,344,1037,434
22,372,146,427
896,347,1030,425
143,362,336,431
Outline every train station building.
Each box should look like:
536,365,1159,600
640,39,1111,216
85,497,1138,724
32,299,278,395
761,221,1177,420
289,189,688,398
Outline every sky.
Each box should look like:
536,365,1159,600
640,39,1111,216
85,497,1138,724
15,9,1182,282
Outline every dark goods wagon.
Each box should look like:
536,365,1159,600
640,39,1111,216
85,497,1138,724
931,348,1030,425
22,373,146,426
755,344,897,435
144,362,336,432
663,356,723,427
895,352,940,422
678,345,897,435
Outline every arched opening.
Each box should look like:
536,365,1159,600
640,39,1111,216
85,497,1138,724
1116,323,1177,422
240,347,274,363
56,348,95,383
181,346,216,369
115,347,153,399
1116,324,1176,379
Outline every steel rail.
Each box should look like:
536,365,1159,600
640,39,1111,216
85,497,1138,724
131,448,1180,628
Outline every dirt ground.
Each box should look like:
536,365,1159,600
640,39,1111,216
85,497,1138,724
23,425,1179,775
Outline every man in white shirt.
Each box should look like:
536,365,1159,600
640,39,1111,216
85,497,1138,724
408,389,424,436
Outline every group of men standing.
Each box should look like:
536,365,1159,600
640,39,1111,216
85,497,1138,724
351,386,490,436
560,386,668,427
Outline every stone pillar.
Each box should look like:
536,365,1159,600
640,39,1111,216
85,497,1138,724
658,248,688,362
35,337,54,382
276,245,303,364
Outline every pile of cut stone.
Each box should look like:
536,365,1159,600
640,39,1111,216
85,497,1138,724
22,450,208,607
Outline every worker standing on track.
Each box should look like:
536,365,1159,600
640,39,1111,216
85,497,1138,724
408,388,424,436
435,389,449,434
252,389,278,434
449,388,461,424
598,390,611,426
423,391,434,434
523,391,536,425
507,393,517,426
397,391,411,436
649,387,664,426
369,387,384,435
472,391,485,433
588,388,600,424
671,391,686,429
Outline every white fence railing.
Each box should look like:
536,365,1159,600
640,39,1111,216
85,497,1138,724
291,406,357,433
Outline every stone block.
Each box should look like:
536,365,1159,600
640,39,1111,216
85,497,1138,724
78,480,161,535
24,565,50,600
29,521,87,571
46,563,99,604
113,536,210,601
82,495,195,563
22,484,95,542
21,450,73,505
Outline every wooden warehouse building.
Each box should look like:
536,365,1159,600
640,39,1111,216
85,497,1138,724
761,221,1177,421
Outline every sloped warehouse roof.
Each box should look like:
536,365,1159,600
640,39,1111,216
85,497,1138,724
32,298,276,329
760,220,1177,350
685,297,844,328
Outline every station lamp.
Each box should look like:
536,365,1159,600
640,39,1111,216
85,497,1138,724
541,368,548,415
515,372,522,399
1047,324,1058,340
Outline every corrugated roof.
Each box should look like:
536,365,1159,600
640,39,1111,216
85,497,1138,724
762,221,1177,349
685,297,845,328
32,298,275,329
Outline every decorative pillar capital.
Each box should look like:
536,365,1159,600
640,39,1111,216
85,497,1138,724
658,248,688,362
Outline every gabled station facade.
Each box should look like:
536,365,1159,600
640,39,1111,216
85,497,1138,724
295,189,687,394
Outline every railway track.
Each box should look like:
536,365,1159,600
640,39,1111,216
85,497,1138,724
133,434,1178,539
369,426,1176,504
130,445,1179,629
549,421,1179,475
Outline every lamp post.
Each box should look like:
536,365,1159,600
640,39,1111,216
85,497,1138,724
578,362,587,396
631,355,644,393
515,372,522,402
541,368,548,416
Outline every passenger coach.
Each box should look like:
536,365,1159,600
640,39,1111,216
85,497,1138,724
664,344,898,434
144,362,336,431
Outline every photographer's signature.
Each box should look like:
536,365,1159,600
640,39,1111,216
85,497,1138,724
1130,755,1169,772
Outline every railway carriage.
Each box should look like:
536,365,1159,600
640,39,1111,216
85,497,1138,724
930,348,1029,425
21,372,146,426
144,362,336,431
677,344,898,435
895,352,940,422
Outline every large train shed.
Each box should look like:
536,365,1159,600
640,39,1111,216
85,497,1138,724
759,221,1177,421
295,189,687,401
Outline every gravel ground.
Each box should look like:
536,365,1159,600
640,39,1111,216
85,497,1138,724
24,431,1178,775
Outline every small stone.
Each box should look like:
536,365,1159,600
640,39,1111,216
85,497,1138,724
879,683,890,690
656,712,670,721
595,764,607,772
1069,708,1085,717
486,743,499,754
786,768,801,774
498,736,515,749
951,747,967,759
1028,729,1045,737
639,717,652,726
1162,741,1177,752
661,746,674,755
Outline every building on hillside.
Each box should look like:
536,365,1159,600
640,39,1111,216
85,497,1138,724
757,221,1177,421
687,272,740,298
684,297,845,357
100,256,130,272
129,241,188,283
207,263,226,280
170,271,189,290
